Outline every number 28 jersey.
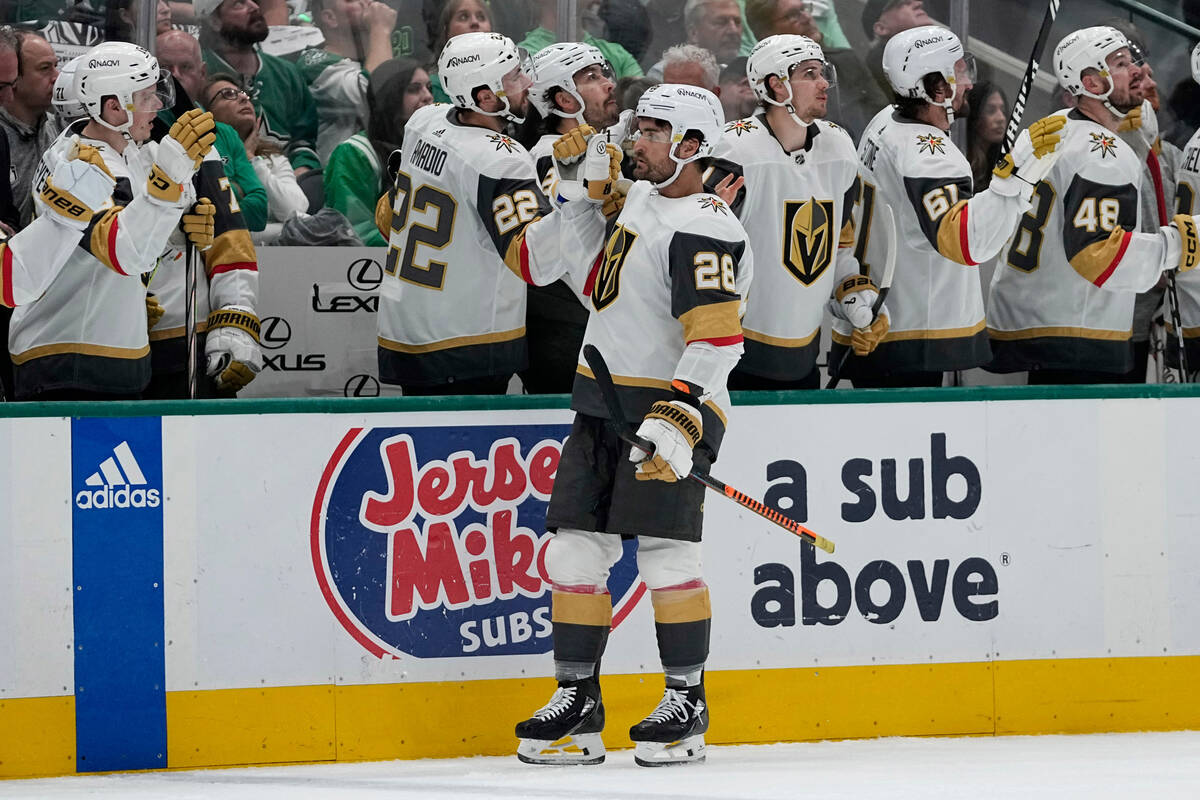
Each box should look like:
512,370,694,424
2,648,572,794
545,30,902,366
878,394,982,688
377,103,551,386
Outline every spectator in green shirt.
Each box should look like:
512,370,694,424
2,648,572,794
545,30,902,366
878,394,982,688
325,58,434,247
156,29,268,231
520,0,642,78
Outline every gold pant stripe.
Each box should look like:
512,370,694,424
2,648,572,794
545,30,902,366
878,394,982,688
651,587,712,624
743,327,819,348
987,325,1131,342
148,321,210,342
552,591,613,626
11,341,150,365
378,328,525,354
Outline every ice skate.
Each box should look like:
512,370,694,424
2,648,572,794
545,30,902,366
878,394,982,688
515,678,606,765
630,684,709,766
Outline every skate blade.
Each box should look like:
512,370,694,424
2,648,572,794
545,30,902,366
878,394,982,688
517,733,606,765
633,734,706,767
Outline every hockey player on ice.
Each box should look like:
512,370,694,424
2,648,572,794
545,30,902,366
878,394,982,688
519,41,623,394
705,34,887,390
10,42,219,400
838,25,1066,387
987,26,1200,384
512,84,753,768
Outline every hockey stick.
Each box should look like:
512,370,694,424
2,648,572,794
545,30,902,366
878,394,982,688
826,202,897,389
1145,149,1190,381
582,344,836,553
185,241,199,399
1003,0,1062,154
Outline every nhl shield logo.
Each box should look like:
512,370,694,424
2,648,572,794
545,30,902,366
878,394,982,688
592,223,638,311
782,198,835,285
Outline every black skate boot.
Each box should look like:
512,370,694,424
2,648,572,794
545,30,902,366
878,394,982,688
515,678,606,765
629,683,708,766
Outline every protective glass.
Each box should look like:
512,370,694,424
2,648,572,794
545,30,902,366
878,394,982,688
503,46,536,94
953,54,978,87
130,72,175,113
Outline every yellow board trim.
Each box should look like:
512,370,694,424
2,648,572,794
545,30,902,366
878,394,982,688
0,696,75,778
988,325,1132,342
5,656,1200,778
378,328,525,354
166,685,336,769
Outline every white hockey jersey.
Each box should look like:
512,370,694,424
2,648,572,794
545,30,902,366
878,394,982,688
842,107,1016,374
377,103,551,387
10,124,193,397
988,109,1177,374
1171,129,1200,367
708,115,859,380
535,182,754,452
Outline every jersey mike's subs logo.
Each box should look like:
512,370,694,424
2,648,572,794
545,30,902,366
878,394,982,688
312,425,643,659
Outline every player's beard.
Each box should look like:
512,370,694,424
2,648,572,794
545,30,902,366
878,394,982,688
583,97,619,130
223,12,269,45
632,154,674,184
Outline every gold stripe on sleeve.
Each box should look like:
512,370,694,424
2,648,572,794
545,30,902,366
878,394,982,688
678,300,742,344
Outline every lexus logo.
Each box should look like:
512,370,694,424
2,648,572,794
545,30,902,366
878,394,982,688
344,374,380,397
346,258,383,291
259,316,292,350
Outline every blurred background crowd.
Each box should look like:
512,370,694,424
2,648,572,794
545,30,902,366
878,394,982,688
0,0,1198,393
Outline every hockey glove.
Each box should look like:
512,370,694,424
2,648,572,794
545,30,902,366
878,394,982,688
1174,214,1199,273
629,399,702,482
833,275,890,356
205,305,263,392
182,198,216,250
39,155,117,230
552,124,596,166
992,114,1066,202
146,293,165,330
584,138,623,203
148,109,216,205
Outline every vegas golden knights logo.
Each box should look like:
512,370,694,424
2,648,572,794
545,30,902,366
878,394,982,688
592,223,638,311
781,198,835,285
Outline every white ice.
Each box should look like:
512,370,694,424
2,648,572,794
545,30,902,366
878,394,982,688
2,732,1197,799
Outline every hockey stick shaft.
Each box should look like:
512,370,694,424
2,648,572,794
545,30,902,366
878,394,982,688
582,345,835,553
1146,149,1190,380
1003,0,1062,154
185,241,198,400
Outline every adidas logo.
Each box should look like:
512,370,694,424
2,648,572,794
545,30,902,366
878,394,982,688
75,441,161,510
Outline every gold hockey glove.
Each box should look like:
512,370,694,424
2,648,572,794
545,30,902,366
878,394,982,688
552,124,596,165
629,399,702,482
182,197,216,250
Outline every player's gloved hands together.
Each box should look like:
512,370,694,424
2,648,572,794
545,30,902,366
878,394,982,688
992,114,1066,202
182,197,216,250
629,399,702,482
832,275,890,356
205,305,263,392
149,109,216,205
39,142,117,229
583,136,623,203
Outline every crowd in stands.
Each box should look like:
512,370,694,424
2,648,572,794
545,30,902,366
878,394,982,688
0,0,1198,398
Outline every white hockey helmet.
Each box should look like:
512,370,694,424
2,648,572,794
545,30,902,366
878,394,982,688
746,34,836,125
529,41,611,122
882,25,975,123
1053,26,1131,107
1191,41,1200,85
75,41,174,136
52,56,88,123
635,82,724,188
438,31,534,123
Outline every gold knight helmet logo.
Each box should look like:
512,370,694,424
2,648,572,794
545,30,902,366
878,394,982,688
592,223,638,311
781,198,835,285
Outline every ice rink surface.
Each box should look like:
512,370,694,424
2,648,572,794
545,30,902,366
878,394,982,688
3,731,1198,799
